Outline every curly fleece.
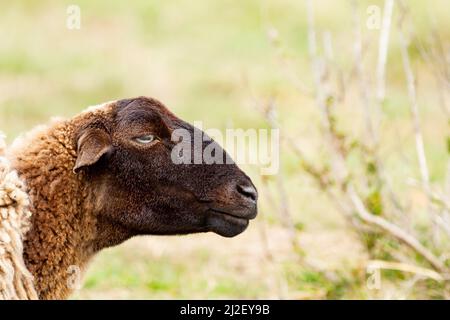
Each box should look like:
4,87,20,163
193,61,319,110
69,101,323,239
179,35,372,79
7,103,115,299
0,132,38,299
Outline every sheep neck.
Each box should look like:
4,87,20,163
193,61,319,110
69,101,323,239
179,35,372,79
10,118,111,300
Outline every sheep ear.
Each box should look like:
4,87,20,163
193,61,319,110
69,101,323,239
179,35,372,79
73,128,112,173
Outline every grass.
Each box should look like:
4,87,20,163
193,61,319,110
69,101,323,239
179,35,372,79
1,0,449,299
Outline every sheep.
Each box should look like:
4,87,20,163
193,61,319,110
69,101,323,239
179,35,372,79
5,96,258,299
0,133,38,299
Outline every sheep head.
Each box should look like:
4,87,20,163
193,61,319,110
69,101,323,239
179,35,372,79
74,97,258,248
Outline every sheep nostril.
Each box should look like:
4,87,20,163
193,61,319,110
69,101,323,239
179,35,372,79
236,183,258,202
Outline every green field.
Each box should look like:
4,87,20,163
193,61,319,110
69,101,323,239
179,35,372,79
1,0,449,299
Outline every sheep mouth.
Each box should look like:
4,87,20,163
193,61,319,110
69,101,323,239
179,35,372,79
210,204,257,219
206,208,254,238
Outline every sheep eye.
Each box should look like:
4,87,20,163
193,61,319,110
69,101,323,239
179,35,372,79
134,135,155,144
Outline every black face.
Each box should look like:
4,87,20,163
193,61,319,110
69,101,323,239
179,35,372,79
75,97,258,240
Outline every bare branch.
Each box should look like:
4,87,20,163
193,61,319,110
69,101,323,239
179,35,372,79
348,186,446,272
398,10,431,192
352,2,376,144
367,260,446,282
376,0,394,101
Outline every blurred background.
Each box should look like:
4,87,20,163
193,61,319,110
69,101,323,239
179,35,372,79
0,0,449,299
